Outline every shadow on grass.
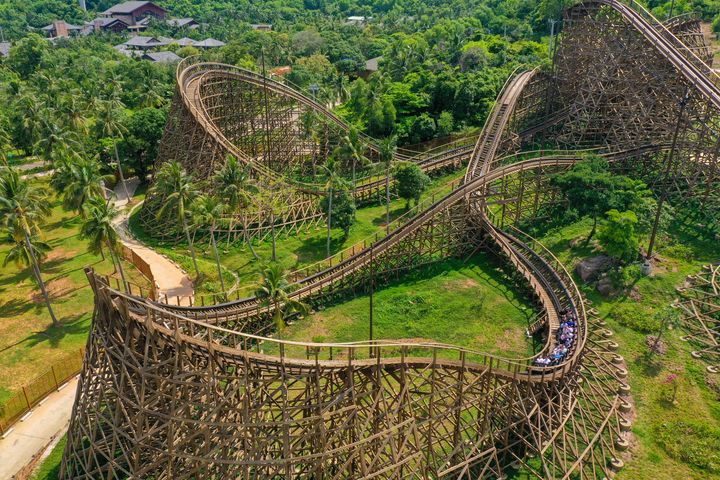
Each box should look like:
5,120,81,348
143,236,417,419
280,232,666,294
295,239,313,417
25,313,89,349
369,206,411,227
295,233,350,264
0,297,35,317
634,351,664,377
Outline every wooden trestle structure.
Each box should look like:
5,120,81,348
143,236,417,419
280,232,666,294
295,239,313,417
675,264,720,373
62,1,720,478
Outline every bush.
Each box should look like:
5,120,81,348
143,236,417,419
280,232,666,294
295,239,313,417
655,421,720,473
662,243,695,262
607,264,643,290
608,303,659,333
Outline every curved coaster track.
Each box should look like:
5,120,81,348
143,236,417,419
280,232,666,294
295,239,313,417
62,1,720,479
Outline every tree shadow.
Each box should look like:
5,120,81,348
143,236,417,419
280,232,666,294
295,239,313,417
370,206,411,227
0,297,35,317
295,234,350,264
634,351,663,377
25,313,89,349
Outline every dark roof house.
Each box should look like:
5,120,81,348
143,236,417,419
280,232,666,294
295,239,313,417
167,18,199,29
41,21,83,38
176,37,196,47
143,51,182,64
102,1,167,26
194,38,226,49
123,35,171,50
86,17,130,33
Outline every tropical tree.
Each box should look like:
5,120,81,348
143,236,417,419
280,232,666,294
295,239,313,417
255,262,309,332
213,156,260,258
378,135,397,232
597,209,640,263
0,168,58,326
321,156,349,257
80,196,126,287
151,161,202,278
3,231,51,272
52,157,113,215
394,161,430,209
191,195,228,295
34,111,82,166
336,126,369,187
97,97,131,202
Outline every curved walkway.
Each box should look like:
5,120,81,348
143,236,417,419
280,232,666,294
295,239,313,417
112,180,194,305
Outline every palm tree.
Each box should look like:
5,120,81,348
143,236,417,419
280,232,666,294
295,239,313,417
191,195,227,295
151,161,202,279
338,126,369,188
255,262,309,332
52,157,113,215
80,196,127,288
321,156,347,258
0,168,58,326
34,111,82,166
59,90,90,136
97,97,131,202
213,156,259,258
378,136,397,233
3,230,51,270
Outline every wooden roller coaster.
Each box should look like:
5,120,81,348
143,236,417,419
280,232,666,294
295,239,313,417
61,1,720,479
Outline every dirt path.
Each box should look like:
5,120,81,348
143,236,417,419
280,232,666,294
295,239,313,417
0,377,78,479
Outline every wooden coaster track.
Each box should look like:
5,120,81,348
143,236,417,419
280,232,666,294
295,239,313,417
61,2,720,478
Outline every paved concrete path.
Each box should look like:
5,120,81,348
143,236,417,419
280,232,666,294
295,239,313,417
0,377,78,479
113,200,195,306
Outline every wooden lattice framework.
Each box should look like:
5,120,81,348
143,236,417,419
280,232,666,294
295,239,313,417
675,264,720,373
62,1,720,478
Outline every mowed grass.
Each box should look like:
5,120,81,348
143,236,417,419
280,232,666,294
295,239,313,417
528,217,720,480
131,169,465,298
0,179,147,405
269,253,537,359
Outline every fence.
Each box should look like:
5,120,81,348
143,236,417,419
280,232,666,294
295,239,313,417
119,244,158,300
0,349,84,436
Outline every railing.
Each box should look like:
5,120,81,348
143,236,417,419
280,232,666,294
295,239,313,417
0,349,84,436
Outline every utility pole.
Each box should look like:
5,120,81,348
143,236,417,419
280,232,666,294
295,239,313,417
548,19,558,58
369,245,374,346
646,88,689,265
668,0,676,19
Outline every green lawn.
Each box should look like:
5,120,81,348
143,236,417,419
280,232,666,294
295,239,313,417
269,253,537,359
0,179,147,405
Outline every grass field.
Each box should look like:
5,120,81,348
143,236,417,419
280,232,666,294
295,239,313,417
0,179,147,406
270,253,537,358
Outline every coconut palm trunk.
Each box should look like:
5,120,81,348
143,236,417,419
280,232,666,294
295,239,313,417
108,238,127,291
270,211,277,262
326,187,333,258
243,215,259,260
24,231,59,327
113,140,131,202
210,224,227,296
182,215,201,278
385,166,391,234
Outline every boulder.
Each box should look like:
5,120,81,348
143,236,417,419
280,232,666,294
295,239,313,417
575,255,612,283
596,276,617,297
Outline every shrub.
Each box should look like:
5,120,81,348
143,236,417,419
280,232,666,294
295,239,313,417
607,264,643,290
662,243,695,262
655,421,720,473
608,303,659,333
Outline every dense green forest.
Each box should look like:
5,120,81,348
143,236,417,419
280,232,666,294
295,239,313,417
1,0,719,180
